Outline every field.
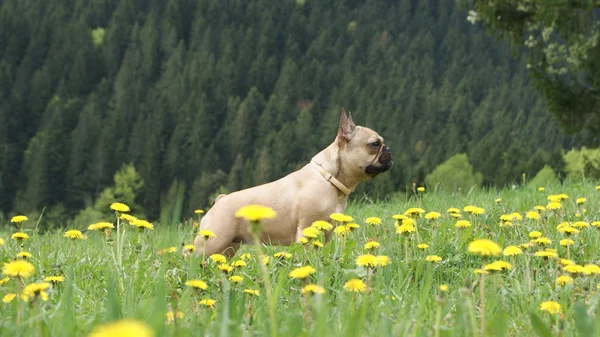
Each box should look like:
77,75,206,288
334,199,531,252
1,181,600,337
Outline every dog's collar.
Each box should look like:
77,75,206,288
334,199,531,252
310,160,351,196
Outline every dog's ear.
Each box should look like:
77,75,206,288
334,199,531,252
337,107,356,142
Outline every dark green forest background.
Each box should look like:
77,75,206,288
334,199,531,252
0,0,595,223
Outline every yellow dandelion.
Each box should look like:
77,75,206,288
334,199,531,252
88,222,114,231
558,226,579,235
232,260,247,268
365,217,382,225
209,254,227,264
525,211,541,220
538,187,545,191
244,289,260,296
199,299,216,308
503,246,523,256
44,276,65,283
289,266,316,279
23,282,50,300
572,221,589,229
560,259,575,266
343,279,366,293
392,214,409,220
120,214,138,224
2,293,28,303
583,264,600,275
299,237,309,244
0,238,3,246
302,227,320,238
528,231,542,238
17,252,32,259
425,255,442,263
532,237,552,246
87,320,153,337
484,260,513,272
455,220,471,228
556,275,573,286
560,239,574,246
10,215,28,224
534,251,558,259
447,207,461,214
576,197,586,204
396,224,415,235
218,264,233,273
563,265,585,275
132,219,154,230
301,284,325,295
345,222,360,231
417,186,425,192
183,244,196,252
463,205,484,215
311,220,333,231
194,209,205,214
376,255,391,266
229,275,244,283
109,202,130,213
334,226,349,236
2,260,35,278
534,205,546,211
235,205,277,222
592,221,600,228
439,284,449,292
185,279,208,290
11,232,29,241
311,240,323,248
273,252,292,259
356,254,378,268
425,212,441,220
330,213,353,222
158,247,177,255
404,207,426,217
540,301,561,314
198,229,216,239
64,230,85,240
417,243,429,250
495,198,502,203
546,202,562,210
165,311,184,324
0,277,9,285
468,239,501,257
364,241,380,250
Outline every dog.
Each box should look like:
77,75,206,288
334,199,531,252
194,108,392,256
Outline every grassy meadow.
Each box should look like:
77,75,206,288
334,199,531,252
2,180,600,337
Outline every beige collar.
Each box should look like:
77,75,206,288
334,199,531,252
310,160,351,196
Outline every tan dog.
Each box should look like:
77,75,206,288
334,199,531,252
194,109,392,256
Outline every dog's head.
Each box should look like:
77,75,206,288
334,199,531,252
336,108,393,179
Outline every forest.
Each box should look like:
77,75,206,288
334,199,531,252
0,0,595,224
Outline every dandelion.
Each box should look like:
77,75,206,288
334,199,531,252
289,266,316,279
563,265,585,276
534,205,546,211
345,223,360,231
120,214,137,224
468,239,501,257
558,226,579,235
534,251,558,259
343,279,366,293
229,275,244,283
87,320,153,337
540,301,561,314
199,299,216,309
392,214,409,220
495,198,502,203
376,255,391,266
273,252,292,259
311,220,333,230
232,260,247,268
17,252,32,259
194,209,205,215
185,279,208,290
109,202,130,213
425,255,442,263
2,294,27,303
463,205,484,215
209,254,227,264
44,276,65,283
0,277,9,285
455,220,471,228
301,284,325,294
132,219,154,230
425,212,441,220
64,230,85,240
576,197,586,204
311,240,323,248
165,311,184,324
198,229,216,239
183,244,196,252
364,241,380,250
244,289,260,296
483,260,513,272
365,217,382,226
447,208,461,214
356,254,378,268
503,246,523,256
88,222,114,231
330,213,353,222
0,238,3,246
302,227,320,238
532,237,552,246
334,226,349,236
299,237,309,244
439,284,449,292
560,239,574,247
525,211,541,220
218,264,233,273
417,243,429,250
10,215,28,224
11,232,29,241
546,202,562,210
404,208,426,217
158,247,177,255
417,186,425,192
572,221,589,229
583,264,600,275
592,221,600,228
235,205,277,222
2,260,35,278
396,224,415,235
23,282,50,301
556,275,573,286
528,231,542,239
560,259,575,266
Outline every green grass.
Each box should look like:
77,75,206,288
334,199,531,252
2,180,600,336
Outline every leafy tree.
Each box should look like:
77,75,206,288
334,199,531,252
425,153,483,192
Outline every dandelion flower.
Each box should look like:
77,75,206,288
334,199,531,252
540,301,561,314
356,254,378,268
404,208,425,217
528,231,542,239
120,214,138,224
560,259,575,266
525,211,541,220
273,252,292,259
334,226,349,236
17,252,32,259
218,264,233,273
546,202,562,210
425,255,442,263
392,214,409,220
447,208,461,214
302,227,320,238
345,223,360,231
311,240,323,248
0,277,9,285
468,239,501,257
229,275,244,283
364,241,380,250
534,205,546,211
88,222,114,231
244,289,260,296
11,232,29,241
365,217,382,226
532,237,552,246
299,237,309,244
417,243,429,250
572,221,589,229
23,282,50,301
158,247,177,255
484,260,513,272
425,212,441,220
301,284,325,295
185,279,208,290
0,238,3,246
183,244,196,252
311,220,333,230
495,198,502,203
455,220,471,228
208,254,226,264
583,264,600,275
10,215,28,224
199,299,216,308
232,260,247,268
44,276,65,283
64,230,85,240
560,239,574,247
563,265,585,275
417,186,425,192
576,197,586,204
396,224,415,235
534,251,558,259
235,205,277,222
592,221,600,228
343,279,366,292
110,202,130,213
558,226,579,235
289,266,316,279
556,275,573,286
198,229,216,239
376,255,391,266
165,311,184,324
439,284,449,292
2,293,27,303
463,206,484,215
87,320,153,337
2,260,35,278
330,213,353,222
132,219,154,230
194,209,205,215
503,246,523,256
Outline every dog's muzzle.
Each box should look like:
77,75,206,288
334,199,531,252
365,146,393,175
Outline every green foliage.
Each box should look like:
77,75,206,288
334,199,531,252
528,165,559,188
563,147,600,180
425,153,483,191
91,27,106,47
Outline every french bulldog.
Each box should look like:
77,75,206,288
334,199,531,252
194,108,392,256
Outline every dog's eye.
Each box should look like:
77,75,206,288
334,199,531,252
370,141,381,147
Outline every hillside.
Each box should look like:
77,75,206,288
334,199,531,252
0,0,593,222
